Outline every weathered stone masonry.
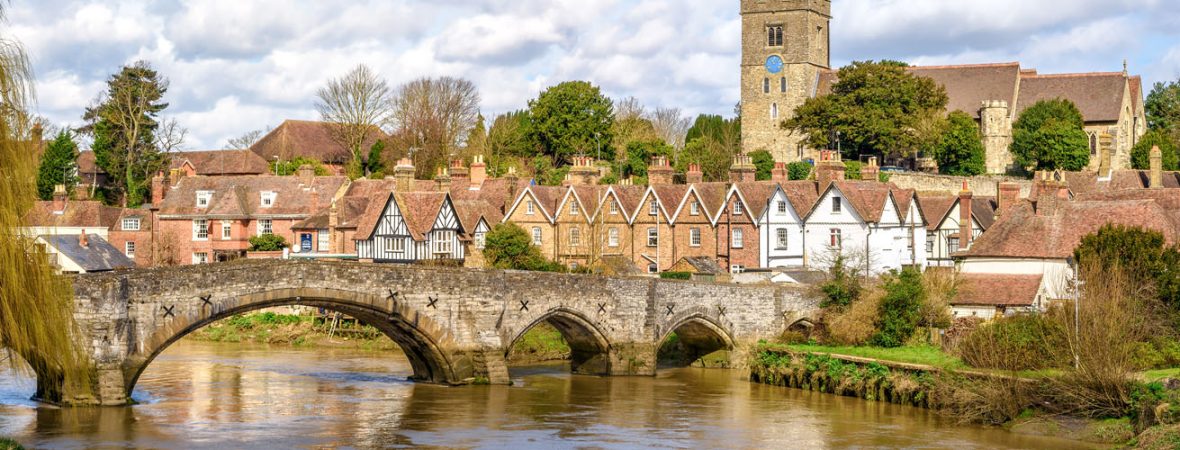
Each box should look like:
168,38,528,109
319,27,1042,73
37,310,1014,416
63,259,819,406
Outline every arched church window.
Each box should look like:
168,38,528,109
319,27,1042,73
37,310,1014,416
771,103,779,120
1090,133,1097,155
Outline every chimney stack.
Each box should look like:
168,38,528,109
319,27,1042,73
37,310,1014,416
450,159,470,185
568,156,600,186
860,157,880,182
686,163,703,184
327,199,339,253
1150,145,1163,189
470,155,488,186
959,181,974,249
729,154,756,183
394,158,415,192
79,230,88,248
435,167,451,192
1034,171,1069,216
996,182,1020,217
297,164,316,186
771,162,788,183
647,156,674,186
151,172,165,206
816,151,846,189
52,184,67,214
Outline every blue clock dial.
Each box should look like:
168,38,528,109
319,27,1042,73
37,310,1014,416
765,55,784,74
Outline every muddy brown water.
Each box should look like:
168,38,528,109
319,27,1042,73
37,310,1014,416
0,341,1096,449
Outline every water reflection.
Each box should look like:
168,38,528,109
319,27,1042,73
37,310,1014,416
0,341,1096,449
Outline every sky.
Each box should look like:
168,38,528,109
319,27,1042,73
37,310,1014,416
8,0,1180,150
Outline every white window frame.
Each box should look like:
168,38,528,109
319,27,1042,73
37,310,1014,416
122,217,141,231
647,227,658,247
526,201,535,215
386,237,406,254
193,219,209,241
125,241,136,258
609,201,619,215
777,201,787,215
196,191,212,208
258,219,273,236
690,228,701,247
433,230,454,254
649,200,659,216
832,197,842,214
733,201,743,216
261,191,277,208
732,228,744,249
690,201,700,216
221,221,232,240
193,252,208,265
532,227,543,246
776,228,788,250
318,229,330,253
569,227,581,247
830,228,842,249
608,227,619,247
570,201,579,216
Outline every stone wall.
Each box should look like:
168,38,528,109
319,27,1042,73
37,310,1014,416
66,259,820,406
888,173,1033,197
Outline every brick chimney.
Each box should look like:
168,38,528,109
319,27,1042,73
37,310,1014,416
648,156,674,185
79,230,88,248
151,172,165,206
1034,171,1069,216
450,158,470,186
1150,145,1163,189
470,155,488,186
686,163,703,184
327,199,339,253
298,164,316,186
861,157,880,182
568,156,600,186
729,154,756,183
435,167,451,192
959,181,974,249
816,150,846,189
394,158,415,192
771,162,788,183
996,182,1020,217
52,184,67,214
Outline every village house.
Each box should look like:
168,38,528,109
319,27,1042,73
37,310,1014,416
668,170,725,271
354,191,466,263
22,184,154,267
593,184,644,272
249,119,386,175
758,171,820,268
35,233,135,274
170,149,271,178
918,183,1002,267
503,184,566,261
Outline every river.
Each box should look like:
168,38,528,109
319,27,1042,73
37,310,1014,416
0,341,1094,449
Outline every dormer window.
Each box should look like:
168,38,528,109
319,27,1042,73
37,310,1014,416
196,191,213,208
122,217,141,231
261,191,276,208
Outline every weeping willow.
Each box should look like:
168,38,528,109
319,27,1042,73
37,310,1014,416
0,3,89,402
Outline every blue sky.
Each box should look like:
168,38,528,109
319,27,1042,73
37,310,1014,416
8,0,1180,149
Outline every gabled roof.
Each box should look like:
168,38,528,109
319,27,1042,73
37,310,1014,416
733,182,780,221
505,185,565,223
916,195,997,231
779,181,820,217
567,185,607,222
810,181,899,224
634,186,677,222
396,192,448,240
453,199,502,234
41,234,135,272
955,274,1043,307
77,151,103,175
693,182,730,222
1017,73,1128,123
292,196,371,230
651,184,690,222
606,185,646,222
892,188,920,226
250,120,386,165
171,150,270,176
157,175,347,218
353,193,393,240
23,200,125,229
907,62,1022,119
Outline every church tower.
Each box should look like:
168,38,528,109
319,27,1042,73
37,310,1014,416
740,0,831,162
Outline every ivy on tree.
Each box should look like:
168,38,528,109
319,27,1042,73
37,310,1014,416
36,130,80,200
1010,99,1090,171
932,111,986,176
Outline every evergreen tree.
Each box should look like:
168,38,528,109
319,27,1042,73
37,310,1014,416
1146,78,1180,133
933,111,986,176
526,81,614,165
749,150,775,181
35,130,79,200
1130,129,1180,171
365,140,386,177
1010,99,1090,171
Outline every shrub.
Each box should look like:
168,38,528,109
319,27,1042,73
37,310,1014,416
660,272,692,280
787,162,812,180
819,254,862,310
870,268,925,348
958,314,1067,371
843,160,863,180
483,222,565,272
248,234,287,251
825,289,882,345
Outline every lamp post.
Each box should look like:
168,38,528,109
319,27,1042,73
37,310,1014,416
273,155,280,176
1067,257,1081,370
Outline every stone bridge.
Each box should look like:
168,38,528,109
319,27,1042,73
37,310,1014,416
51,260,819,405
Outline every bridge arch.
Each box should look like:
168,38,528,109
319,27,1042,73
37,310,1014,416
657,311,736,368
506,307,612,375
125,287,467,394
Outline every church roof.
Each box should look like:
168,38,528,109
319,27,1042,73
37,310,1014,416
907,62,1021,119
1017,72,1128,123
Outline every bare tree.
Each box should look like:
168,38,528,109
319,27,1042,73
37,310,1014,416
153,117,187,153
650,107,692,150
315,64,392,176
614,96,645,122
387,76,480,177
225,127,268,150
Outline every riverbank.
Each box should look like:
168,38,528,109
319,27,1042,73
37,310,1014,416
0,437,23,450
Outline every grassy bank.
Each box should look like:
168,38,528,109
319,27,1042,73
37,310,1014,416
786,343,964,370
510,323,570,363
0,437,23,450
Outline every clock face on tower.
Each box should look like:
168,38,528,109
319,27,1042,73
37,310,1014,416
765,55,784,74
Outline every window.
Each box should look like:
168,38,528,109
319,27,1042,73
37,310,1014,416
648,263,659,274
261,191,276,208
570,201,579,215
532,227,543,246
829,228,842,248
125,241,136,258
193,252,209,265
258,219,273,236
608,227,619,247
122,218,141,231
781,77,787,93
926,232,936,256
690,201,700,216
732,229,744,248
767,25,783,46
1090,133,1098,155
947,237,960,254
569,227,581,247
690,228,701,247
733,201,743,216
610,201,619,215
776,228,788,250
474,231,486,250
433,230,454,254
763,78,770,94
649,200,659,216
386,237,405,254
196,191,213,208
221,221,232,240
526,201,535,215
193,219,208,241
647,227,658,247
318,230,329,252
831,197,842,214
777,200,788,214
771,103,779,119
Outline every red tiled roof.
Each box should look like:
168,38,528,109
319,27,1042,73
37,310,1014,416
1062,170,1180,194
250,120,385,165
917,196,956,231
734,182,779,220
23,200,124,229
652,184,689,220
77,151,102,175
571,185,608,219
693,182,730,220
780,181,820,216
396,192,447,240
608,185,647,219
171,150,270,176
956,274,1043,306
1017,73,1127,123
156,175,346,218
453,199,502,233
826,181,896,223
353,193,392,240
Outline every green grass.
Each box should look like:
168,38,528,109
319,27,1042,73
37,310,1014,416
510,323,570,360
0,437,24,450
1142,368,1180,382
786,343,965,370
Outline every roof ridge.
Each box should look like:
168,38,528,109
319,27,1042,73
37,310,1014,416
1025,72,1125,79
909,62,1021,70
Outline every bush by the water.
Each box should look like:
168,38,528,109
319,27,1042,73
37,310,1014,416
824,290,881,345
958,314,1068,371
0,437,23,450
870,268,926,348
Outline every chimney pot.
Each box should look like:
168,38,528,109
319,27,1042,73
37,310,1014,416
79,230,88,248
52,184,67,213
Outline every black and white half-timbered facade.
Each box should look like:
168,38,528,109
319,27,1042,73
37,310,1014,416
355,192,465,263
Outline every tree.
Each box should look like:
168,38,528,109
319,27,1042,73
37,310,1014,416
782,60,949,159
819,254,862,310
650,107,691,151
270,156,330,176
749,150,775,181
83,60,172,207
315,64,391,178
365,140,386,177
526,81,614,165
482,223,565,272
1130,129,1180,171
36,130,79,200
248,234,288,251
933,110,986,176
1146,79,1180,133
675,114,742,181
787,162,812,180
1011,99,1090,171
1074,225,1180,309
388,76,481,178
621,139,674,184
871,267,926,348
487,110,535,177
458,113,488,164
225,128,268,149
153,117,187,153
611,115,660,162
